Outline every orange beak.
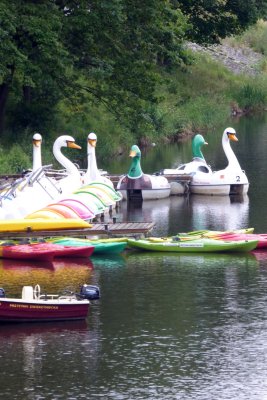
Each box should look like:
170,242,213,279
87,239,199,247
67,141,81,149
228,133,238,142
88,139,97,147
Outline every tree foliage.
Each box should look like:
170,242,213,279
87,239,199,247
176,0,267,44
0,0,265,138
0,0,189,135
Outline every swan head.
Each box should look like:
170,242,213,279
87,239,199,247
53,135,81,151
129,145,141,158
32,133,42,147
88,132,97,148
224,127,238,142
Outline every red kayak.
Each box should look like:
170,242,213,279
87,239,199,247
0,243,95,262
209,233,267,249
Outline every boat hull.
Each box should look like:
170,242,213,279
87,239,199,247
0,299,90,322
0,218,91,232
49,238,127,254
190,182,249,196
127,238,258,253
119,188,170,201
0,243,95,261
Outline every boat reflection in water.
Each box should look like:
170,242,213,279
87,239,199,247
125,250,259,270
90,254,126,270
118,196,188,236
189,194,249,232
117,194,249,237
0,319,88,338
0,258,95,296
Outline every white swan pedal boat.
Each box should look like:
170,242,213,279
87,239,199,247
0,284,100,323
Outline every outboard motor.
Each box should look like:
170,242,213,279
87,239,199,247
0,288,6,298
80,284,100,300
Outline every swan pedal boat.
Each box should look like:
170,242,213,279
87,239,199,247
161,129,249,196
127,237,258,253
47,237,127,255
0,242,95,262
0,283,100,323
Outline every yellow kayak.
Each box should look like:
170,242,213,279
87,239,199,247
0,218,92,232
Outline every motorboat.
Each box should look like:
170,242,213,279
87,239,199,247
0,283,100,322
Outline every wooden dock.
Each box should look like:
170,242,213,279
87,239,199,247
0,222,155,240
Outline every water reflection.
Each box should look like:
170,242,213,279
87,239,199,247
189,194,250,231
0,258,95,295
116,193,250,236
125,249,259,270
90,254,126,269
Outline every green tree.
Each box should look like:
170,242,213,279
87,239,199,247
175,0,267,44
0,1,69,133
0,0,189,136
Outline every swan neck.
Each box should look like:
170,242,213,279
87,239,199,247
84,145,101,182
222,134,241,169
32,147,42,171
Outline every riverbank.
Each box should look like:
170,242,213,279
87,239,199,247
186,41,264,76
154,30,267,144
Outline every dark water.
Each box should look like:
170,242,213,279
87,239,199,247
1,115,267,399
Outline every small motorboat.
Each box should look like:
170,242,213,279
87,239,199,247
0,242,95,262
127,237,258,253
0,283,100,322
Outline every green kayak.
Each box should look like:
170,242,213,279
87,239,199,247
49,237,127,255
127,237,258,253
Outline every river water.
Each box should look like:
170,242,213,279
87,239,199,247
0,115,267,399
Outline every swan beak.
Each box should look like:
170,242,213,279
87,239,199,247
204,141,208,145
228,133,238,142
32,139,41,147
67,141,81,149
129,150,137,157
88,139,97,147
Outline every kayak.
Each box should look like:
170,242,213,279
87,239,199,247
48,237,127,255
127,237,258,253
176,228,255,238
201,232,267,249
0,242,95,262
0,218,92,232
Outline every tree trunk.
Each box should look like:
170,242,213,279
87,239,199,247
0,83,9,134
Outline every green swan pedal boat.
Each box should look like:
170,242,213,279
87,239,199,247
127,237,258,253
